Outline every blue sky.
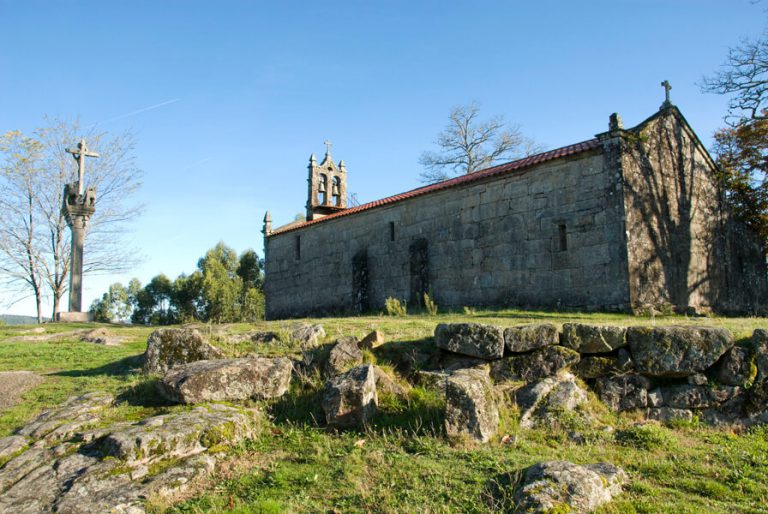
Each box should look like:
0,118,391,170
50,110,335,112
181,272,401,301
0,0,765,316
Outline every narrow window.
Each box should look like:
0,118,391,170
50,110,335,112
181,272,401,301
389,221,395,241
558,223,567,251
294,235,301,260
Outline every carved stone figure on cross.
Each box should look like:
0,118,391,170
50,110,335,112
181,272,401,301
65,138,99,196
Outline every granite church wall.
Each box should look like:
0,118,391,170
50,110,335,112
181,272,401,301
265,149,631,319
621,110,726,313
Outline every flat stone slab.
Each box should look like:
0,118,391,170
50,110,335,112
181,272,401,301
0,371,43,411
504,323,558,353
490,346,580,383
159,357,293,404
561,323,627,354
434,323,504,360
627,326,733,377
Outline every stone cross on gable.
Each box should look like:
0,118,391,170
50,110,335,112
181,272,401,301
65,139,99,195
324,140,332,155
661,80,672,108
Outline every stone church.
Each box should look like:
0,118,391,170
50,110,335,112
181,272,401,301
262,100,767,319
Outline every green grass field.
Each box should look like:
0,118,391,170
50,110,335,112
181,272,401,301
1,309,768,513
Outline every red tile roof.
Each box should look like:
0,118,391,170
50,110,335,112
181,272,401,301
269,138,602,236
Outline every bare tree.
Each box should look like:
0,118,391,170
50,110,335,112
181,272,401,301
419,102,541,183
0,132,46,322
702,31,768,126
0,119,143,320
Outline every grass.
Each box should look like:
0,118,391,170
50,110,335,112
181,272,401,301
0,308,767,512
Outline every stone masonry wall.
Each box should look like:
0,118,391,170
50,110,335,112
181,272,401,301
265,149,631,319
621,109,725,312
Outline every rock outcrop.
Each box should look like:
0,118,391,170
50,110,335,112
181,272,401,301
142,328,223,374
444,368,498,442
513,460,628,513
159,357,293,404
0,394,259,514
291,323,325,346
322,364,378,428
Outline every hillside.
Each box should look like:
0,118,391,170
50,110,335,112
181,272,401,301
0,310,766,512
0,314,49,325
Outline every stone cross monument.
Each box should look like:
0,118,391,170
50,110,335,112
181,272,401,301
57,139,98,322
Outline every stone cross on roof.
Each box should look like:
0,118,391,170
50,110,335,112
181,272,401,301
324,140,332,156
65,139,99,195
661,80,672,108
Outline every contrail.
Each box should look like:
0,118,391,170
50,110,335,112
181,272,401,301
89,98,182,127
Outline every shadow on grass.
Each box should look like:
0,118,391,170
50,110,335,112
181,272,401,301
373,338,438,374
370,387,445,438
115,377,176,407
49,355,142,378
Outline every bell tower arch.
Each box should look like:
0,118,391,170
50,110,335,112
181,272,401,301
306,141,347,220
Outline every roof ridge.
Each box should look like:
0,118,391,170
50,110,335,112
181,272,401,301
269,137,601,236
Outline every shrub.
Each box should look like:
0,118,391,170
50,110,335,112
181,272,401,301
462,306,476,315
385,297,407,316
423,293,438,316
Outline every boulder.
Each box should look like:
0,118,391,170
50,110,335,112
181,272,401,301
712,346,751,386
291,323,325,346
514,372,588,429
595,375,651,412
322,364,378,428
647,407,694,423
627,326,733,377
444,368,498,442
434,323,504,360
325,336,363,376
660,385,712,409
561,323,627,354
142,328,224,374
158,357,293,404
513,460,628,513
359,330,385,350
503,323,557,353
490,346,580,383
573,356,619,379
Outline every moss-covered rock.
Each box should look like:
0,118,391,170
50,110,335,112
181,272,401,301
627,326,733,377
490,346,580,383
562,323,627,354
142,328,224,374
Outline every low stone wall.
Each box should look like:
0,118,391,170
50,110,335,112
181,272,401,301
433,322,768,426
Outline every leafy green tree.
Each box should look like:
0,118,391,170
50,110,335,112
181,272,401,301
712,113,768,249
89,282,132,323
237,249,263,290
131,274,175,325
172,271,204,323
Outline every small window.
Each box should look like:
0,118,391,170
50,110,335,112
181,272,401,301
294,236,301,260
558,224,567,251
389,221,395,242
